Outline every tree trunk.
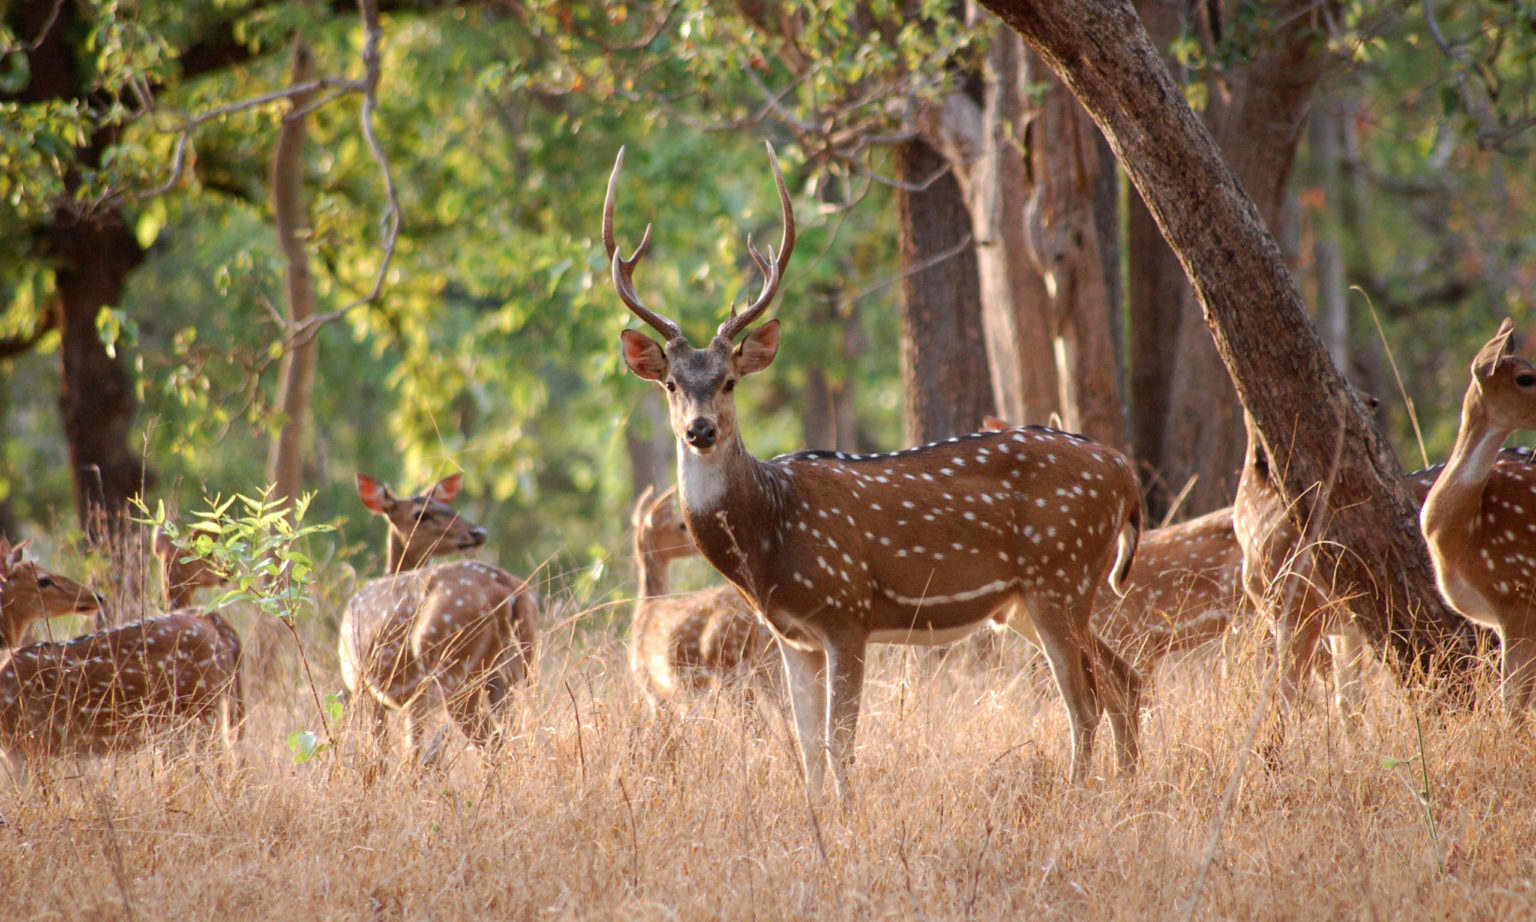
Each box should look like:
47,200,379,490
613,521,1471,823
1025,66,1126,449
50,214,148,541
979,0,1478,682
267,39,320,514
930,27,1058,427
7,0,149,540
1309,102,1349,369
895,138,994,444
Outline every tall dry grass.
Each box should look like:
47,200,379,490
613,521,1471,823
3,599,1535,921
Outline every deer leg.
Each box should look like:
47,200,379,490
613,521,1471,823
1499,627,1536,714
778,642,830,798
1090,632,1143,775
1324,626,1366,720
1028,600,1102,783
823,632,868,802
445,675,501,751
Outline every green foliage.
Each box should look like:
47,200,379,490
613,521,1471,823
134,487,335,625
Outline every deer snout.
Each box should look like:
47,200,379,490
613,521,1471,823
685,417,718,450
464,526,489,548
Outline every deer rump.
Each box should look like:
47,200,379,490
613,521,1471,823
0,612,243,758
340,560,535,710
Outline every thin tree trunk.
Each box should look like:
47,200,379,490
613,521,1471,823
268,39,320,513
895,138,993,444
980,0,1478,682
1310,102,1349,369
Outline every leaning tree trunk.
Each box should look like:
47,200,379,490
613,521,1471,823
268,39,320,515
895,138,994,444
979,0,1478,681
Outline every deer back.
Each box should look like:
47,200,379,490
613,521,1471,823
0,611,242,759
1095,506,1244,669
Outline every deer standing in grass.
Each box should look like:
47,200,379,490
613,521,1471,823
1233,413,1373,720
0,539,242,782
1421,318,1536,712
154,528,231,610
631,484,779,706
338,473,538,765
605,144,1145,798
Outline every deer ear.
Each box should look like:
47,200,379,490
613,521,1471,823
431,473,463,504
734,319,780,376
622,329,669,381
356,473,393,514
1473,318,1517,381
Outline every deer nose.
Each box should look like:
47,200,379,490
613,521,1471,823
686,418,717,449
467,526,488,546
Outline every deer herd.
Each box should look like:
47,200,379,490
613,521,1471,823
2,147,1535,803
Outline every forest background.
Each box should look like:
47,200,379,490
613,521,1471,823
3,0,1534,618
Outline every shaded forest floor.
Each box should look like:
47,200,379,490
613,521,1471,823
3,605,1534,921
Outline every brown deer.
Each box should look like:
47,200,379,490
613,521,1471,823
154,527,231,610
1421,318,1536,712
630,484,779,706
0,539,242,782
1234,410,1372,722
605,144,1145,798
338,473,538,765
1094,506,1246,680
980,418,1245,680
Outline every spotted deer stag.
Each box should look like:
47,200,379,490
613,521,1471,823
1421,318,1536,712
605,144,1145,798
0,539,242,782
154,528,231,610
631,484,779,706
339,473,538,765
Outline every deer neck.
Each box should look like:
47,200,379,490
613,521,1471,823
674,436,781,599
1424,385,1508,542
636,543,671,602
386,531,430,575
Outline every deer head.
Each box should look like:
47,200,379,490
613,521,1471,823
606,144,795,467
355,472,488,573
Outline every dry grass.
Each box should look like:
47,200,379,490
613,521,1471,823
4,606,1536,922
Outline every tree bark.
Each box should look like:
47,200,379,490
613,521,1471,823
930,28,1058,427
978,0,1478,682
1025,66,1126,449
268,39,320,514
895,138,994,444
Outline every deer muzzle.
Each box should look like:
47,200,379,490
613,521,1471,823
685,417,718,450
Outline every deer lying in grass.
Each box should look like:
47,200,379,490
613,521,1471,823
338,473,538,766
605,144,1144,798
630,484,779,707
1421,318,1536,712
0,539,242,783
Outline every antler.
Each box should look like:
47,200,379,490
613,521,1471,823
604,147,683,342
718,142,797,342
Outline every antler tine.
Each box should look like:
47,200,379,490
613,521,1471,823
719,141,797,342
604,147,683,342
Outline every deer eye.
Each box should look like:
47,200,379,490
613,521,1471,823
723,379,736,393
1518,372,1536,388
665,380,677,393
37,575,53,588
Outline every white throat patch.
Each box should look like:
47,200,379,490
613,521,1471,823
678,446,729,512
